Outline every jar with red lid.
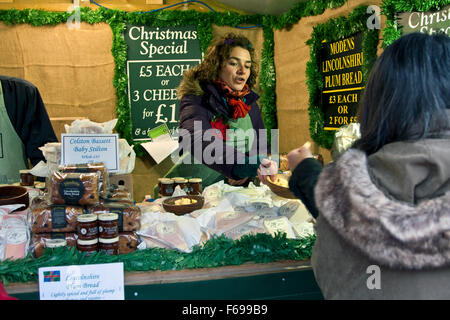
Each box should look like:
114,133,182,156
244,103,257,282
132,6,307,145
77,214,98,240
99,237,119,255
98,213,119,238
77,238,98,256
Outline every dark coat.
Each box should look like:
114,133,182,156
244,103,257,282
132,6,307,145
177,69,266,180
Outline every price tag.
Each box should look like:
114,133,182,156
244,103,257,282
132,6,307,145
38,263,125,300
61,134,120,172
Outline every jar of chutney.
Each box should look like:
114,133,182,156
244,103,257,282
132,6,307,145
99,237,119,255
77,214,98,241
98,213,119,238
77,238,98,256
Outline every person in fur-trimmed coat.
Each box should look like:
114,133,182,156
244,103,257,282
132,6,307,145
177,33,267,187
260,32,450,299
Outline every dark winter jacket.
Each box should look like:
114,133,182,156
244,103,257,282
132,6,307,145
177,69,266,180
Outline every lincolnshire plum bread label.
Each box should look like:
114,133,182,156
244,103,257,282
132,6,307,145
59,179,85,205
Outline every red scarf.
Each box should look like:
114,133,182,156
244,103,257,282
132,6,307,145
213,79,251,119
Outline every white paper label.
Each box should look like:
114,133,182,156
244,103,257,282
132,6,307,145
61,134,120,172
38,262,125,300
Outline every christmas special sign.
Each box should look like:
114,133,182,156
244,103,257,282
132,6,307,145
124,25,202,141
398,5,450,36
320,32,364,130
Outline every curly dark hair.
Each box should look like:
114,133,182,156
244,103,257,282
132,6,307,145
193,33,258,89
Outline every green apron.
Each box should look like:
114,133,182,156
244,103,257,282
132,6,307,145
154,114,255,197
0,82,28,184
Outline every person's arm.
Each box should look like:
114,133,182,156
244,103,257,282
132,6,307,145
286,142,321,218
2,77,57,166
288,158,322,218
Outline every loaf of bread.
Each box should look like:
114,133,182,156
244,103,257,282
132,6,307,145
31,233,78,258
49,171,100,206
31,204,85,233
118,232,139,254
60,163,109,198
101,185,133,204
88,204,141,232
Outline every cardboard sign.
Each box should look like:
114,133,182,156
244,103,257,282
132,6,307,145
38,262,125,300
61,134,120,172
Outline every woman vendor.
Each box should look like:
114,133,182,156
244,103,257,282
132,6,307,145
172,33,267,187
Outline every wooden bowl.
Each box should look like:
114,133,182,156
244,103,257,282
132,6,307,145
162,195,204,215
0,185,30,209
266,174,297,199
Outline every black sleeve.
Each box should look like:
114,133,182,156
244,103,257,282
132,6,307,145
288,158,322,218
1,76,58,166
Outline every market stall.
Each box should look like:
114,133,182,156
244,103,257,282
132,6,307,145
1,137,318,299
0,0,446,302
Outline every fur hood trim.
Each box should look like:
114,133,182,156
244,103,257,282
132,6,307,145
315,148,450,270
177,68,203,99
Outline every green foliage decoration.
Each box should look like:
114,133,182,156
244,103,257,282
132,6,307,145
0,233,316,285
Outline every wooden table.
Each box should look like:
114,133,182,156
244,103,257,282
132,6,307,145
5,259,323,300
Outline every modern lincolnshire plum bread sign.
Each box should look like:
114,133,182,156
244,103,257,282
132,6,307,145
320,32,364,130
124,25,202,141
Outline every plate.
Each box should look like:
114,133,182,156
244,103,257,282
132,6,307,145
162,195,204,215
266,174,297,199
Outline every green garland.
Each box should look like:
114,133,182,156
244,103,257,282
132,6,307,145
305,5,379,149
259,23,277,141
381,0,449,48
0,233,316,284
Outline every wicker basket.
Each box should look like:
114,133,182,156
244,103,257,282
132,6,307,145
162,195,204,215
266,175,297,199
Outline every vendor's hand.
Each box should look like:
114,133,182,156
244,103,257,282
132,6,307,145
257,158,278,185
227,177,249,186
287,141,314,171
